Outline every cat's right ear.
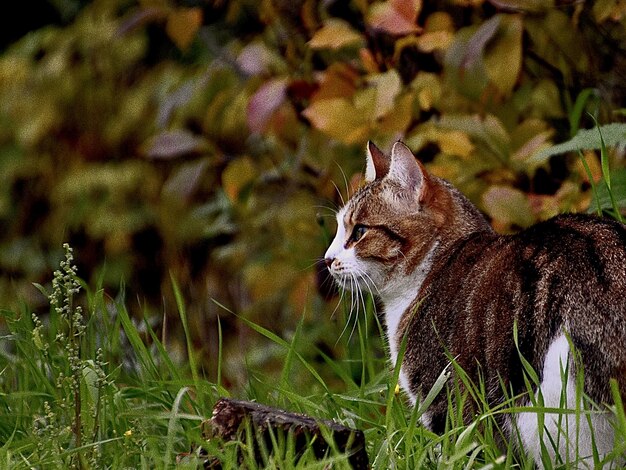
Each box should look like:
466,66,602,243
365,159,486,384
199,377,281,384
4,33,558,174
365,141,390,183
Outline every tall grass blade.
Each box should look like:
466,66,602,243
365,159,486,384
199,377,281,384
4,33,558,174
226,307,331,394
592,115,624,222
170,274,202,399
164,386,190,468
116,299,159,381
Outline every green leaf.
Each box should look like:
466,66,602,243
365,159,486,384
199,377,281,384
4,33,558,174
536,123,626,160
588,168,626,214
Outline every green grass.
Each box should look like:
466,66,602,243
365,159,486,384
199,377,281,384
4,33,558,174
1,246,625,469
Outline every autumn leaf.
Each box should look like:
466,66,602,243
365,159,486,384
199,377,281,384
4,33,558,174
417,30,454,52
165,7,202,51
367,70,402,119
444,25,491,99
247,78,288,134
310,63,359,102
222,157,256,203
593,0,626,22
302,98,370,144
308,19,364,50
483,186,534,228
487,0,553,12
484,14,523,96
143,129,209,160
368,0,423,35
237,41,287,75
377,93,413,134
417,12,454,52
438,114,510,161
162,158,209,201
437,130,474,158
411,72,442,111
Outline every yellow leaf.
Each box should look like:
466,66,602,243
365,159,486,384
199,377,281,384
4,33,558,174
411,72,442,111
484,14,523,96
482,186,534,228
367,70,402,119
416,30,453,52
418,88,433,110
418,12,454,52
222,157,256,203
359,48,380,73
593,0,626,22
424,11,454,31
166,7,202,51
378,93,413,134
488,0,553,12
303,98,370,144
354,87,378,118
308,19,364,50
436,130,474,159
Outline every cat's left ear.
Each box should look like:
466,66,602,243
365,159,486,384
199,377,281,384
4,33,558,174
388,141,429,201
365,141,390,182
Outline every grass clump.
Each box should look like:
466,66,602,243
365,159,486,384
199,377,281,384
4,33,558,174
0,244,212,469
1,243,626,468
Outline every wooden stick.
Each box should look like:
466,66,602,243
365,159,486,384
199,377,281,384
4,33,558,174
202,398,369,469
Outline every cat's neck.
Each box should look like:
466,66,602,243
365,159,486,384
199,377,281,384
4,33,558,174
379,177,494,356
381,240,440,366
432,179,495,249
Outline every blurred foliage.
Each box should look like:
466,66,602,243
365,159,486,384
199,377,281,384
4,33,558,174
2,0,626,390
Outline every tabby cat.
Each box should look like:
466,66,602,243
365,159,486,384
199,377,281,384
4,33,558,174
324,141,626,467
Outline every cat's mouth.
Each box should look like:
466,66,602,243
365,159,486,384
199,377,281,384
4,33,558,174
329,270,378,296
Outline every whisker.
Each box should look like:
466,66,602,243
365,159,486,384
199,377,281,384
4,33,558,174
335,162,352,202
337,276,356,342
350,278,366,340
331,180,346,207
314,204,340,215
355,267,381,296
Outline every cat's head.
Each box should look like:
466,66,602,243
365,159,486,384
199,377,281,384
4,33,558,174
324,141,488,300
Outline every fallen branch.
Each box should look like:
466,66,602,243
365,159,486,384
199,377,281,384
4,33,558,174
200,398,369,469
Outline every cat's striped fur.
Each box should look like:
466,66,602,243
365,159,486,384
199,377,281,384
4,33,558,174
325,141,626,467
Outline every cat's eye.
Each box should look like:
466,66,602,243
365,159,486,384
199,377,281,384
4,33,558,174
351,224,367,242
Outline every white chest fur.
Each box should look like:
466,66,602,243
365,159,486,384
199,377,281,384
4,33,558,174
380,242,439,407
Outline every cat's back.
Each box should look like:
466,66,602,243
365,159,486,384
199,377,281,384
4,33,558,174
430,212,626,292
516,212,626,261
417,211,626,403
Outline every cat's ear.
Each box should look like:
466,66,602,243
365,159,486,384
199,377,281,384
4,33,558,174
365,141,390,182
389,141,429,201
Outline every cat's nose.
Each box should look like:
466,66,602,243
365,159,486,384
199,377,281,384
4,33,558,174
324,257,334,269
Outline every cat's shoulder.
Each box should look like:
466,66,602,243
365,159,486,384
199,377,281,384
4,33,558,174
512,212,626,253
524,212,626,235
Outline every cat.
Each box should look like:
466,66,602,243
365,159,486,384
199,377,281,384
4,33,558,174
324,141,626,468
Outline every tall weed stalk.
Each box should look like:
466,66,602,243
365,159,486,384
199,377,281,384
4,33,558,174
30,244,109,468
